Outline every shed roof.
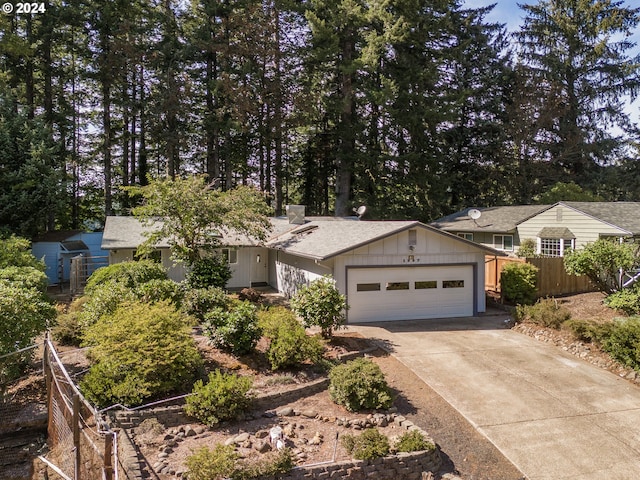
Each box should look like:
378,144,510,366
432,205,550,233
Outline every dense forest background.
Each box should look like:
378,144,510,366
1,0,640,238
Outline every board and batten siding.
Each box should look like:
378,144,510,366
517,205,628,248
332,227,486,314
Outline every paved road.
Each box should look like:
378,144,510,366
349,314,640,480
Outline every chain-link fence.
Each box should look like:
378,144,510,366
40,336,122,479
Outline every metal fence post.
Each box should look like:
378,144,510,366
73,394,81,480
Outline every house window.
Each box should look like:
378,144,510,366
539,238,574,257
457,233,473,241
493,235,513,251
443,280,464,288
221,248,238,264
357,283,380,292
386,282,410,291
408,229,417,246
415,281,437,289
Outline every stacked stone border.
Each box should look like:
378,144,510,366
108,377,442,479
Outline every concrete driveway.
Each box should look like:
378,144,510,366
348,313,640,480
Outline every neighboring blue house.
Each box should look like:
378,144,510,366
32,231,108,284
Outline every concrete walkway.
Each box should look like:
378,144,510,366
349,314,640,480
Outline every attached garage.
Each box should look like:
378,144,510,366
267,216,503,324
347,265,475,322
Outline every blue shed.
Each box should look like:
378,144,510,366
32,231,107,284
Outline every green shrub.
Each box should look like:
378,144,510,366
500,262,538,305
203,302,261,355
0,266,48,293
84,260,167,294
563,318,614,345
290,276,347,339
78,280,137,328
517,238,537,258
0,235,46,270
564,240,636,294
51,312,83,346
236,448,294,479
80,301,202,407
185,444,239,480
604,286,640,315
0,283,56,384
135,278,185,306
394,430,435,452
187,255,232,289
341,428,390,460
514,298,571,329
259,307,324,370
602,318,640,371
182,287,231,322
185,445,293,480
185,370,253,427
329,357,393,412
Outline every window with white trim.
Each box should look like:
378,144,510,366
538,238,574,257
493,234,513,251
457,233,473,241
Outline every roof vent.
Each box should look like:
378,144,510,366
286,205,305,225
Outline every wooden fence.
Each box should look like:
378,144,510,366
485,255,595,297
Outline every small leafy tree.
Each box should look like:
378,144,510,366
81,301,202,407
564,239,636,294
185,370,253,427
500,262,538,305
125,176,272,266
290,276,347,339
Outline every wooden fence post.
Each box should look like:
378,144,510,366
104,433,114,480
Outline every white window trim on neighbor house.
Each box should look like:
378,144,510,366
457,233,474,241
493,234,513,252
536,237,575,257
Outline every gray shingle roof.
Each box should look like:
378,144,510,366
560,202,640,235
266,219,419,260
103,215,503,259
432,205,550,233
101,216,294,250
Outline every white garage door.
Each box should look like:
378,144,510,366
347,265,474,323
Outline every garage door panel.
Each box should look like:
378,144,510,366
347,266,473,323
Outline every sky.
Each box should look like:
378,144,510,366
462,0,640,125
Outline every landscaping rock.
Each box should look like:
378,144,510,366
277,407,294,417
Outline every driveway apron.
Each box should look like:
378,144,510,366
349,314,640,480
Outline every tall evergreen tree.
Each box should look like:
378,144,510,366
515,0,640,185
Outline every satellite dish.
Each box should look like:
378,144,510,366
468,209,481,220
354,205,367,218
